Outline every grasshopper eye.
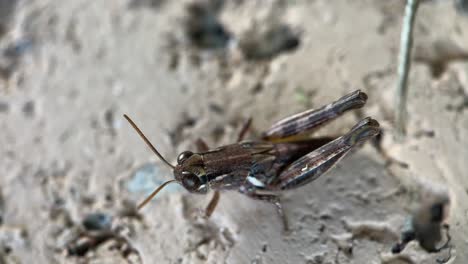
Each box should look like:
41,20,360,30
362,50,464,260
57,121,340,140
181,171,201,191
177,151,194,164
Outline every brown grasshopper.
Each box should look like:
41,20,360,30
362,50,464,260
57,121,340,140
124,90,380,230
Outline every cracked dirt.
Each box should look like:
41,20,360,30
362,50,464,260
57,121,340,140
0,0,467,263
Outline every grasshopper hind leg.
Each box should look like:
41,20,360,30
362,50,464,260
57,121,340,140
271,117,380,191
262,90,368,142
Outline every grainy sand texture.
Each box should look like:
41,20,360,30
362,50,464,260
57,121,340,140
0,0,467,263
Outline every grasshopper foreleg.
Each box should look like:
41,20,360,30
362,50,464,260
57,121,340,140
204,190,220,218
237,117,253,142
199,117,253,218
194,138,222,218
195,138,210,153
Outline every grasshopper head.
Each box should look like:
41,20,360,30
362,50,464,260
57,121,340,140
123,114,208,211
174,151,208,194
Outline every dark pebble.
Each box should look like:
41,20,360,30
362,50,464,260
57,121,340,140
82,213,113,231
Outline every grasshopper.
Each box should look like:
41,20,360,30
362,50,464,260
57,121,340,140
124,90,380,230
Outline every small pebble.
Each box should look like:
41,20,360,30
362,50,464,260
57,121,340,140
22,100,35,118
0,101,8,113
103,108,121,132
128,0,165,9
185,2,230,49
82,213,113,231
239,24,300,60
2,39,34,58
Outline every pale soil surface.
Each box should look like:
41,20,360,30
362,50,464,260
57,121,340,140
0,1,467,263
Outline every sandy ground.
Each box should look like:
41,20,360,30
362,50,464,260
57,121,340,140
0,0,467,263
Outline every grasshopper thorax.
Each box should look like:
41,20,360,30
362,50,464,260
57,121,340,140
174,151,208,194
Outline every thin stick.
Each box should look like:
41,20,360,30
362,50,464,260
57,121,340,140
123,114,175,169
137,180,179,210
395,0,420,139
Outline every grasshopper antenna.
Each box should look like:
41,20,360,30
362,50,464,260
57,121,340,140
137,180,179,210
123,114,175,169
